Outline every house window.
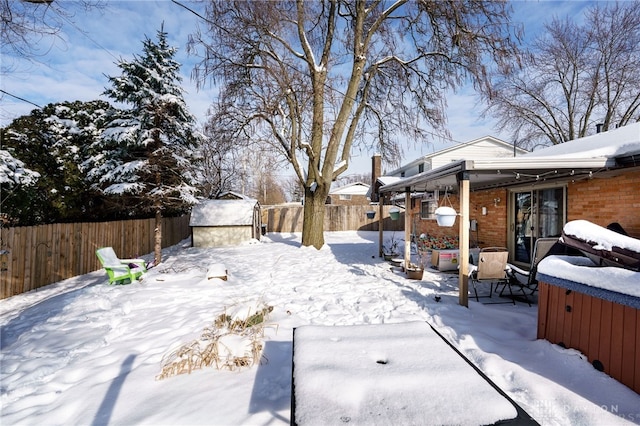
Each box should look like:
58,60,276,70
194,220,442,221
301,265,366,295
339,194,352,200
421,200,437,219
418,164,424,173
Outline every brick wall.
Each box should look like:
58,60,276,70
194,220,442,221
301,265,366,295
468,188,509,247
568,169,640,238
410,189,509,248
407,167,640,248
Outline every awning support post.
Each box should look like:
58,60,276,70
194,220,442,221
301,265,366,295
458,172,470,307
404,188,411,271
378,194,384,257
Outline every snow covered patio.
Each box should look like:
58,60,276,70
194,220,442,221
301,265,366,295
291,322,535,425
1,231,639,425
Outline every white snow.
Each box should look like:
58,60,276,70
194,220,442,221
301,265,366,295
538,256,640,298
524,122,640,159
293,322,517,425
540,219,640,296
563,219,640,252
1,231,639,425
0,149,40,186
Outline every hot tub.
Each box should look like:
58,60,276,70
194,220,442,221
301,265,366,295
537,255,640,394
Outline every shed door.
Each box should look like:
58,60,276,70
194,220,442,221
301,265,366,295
510,187,566,265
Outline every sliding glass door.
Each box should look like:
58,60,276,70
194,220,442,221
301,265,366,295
510,187,566,265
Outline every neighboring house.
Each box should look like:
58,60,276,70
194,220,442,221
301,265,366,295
371,135,528,221
190,197,261,248
388,136,527,178
380,122,640,269
327,182,370,205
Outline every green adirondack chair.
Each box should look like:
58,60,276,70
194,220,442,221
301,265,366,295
96,247,147,285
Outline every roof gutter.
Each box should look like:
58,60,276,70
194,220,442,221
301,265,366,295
380,160,468,193
379,156,616,194
470,157,613,170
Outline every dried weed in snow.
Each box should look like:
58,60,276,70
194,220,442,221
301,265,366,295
156,303,274,380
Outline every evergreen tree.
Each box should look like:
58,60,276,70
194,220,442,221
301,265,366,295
87,25,201,265
0,146,39,225
1,100,110,225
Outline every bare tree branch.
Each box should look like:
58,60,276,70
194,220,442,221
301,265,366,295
190,0,520,248
484,1,640,148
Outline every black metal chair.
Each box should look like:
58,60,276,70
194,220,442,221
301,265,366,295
506,237,558,297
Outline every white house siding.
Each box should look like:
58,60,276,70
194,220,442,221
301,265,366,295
388,137,524,178
430,140,518,169
192,226,253,248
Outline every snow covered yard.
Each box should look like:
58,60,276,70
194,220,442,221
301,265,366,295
1,231,639,425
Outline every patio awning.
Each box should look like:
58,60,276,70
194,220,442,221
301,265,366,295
376,122,640,307
379,156,614,194
381,121,640,194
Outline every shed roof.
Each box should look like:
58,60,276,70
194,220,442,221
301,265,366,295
190,199,257,227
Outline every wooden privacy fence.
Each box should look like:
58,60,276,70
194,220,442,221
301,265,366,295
0,215,190,299
262,204,404,233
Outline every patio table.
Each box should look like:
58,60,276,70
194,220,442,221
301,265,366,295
291,321,536,425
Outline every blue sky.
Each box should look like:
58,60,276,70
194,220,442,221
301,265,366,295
0,0,594,175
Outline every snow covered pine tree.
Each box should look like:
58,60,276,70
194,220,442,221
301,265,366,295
86,24,201,265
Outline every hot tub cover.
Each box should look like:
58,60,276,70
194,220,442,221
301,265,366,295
560,220,640,271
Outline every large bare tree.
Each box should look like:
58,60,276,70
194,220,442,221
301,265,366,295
1,0,103,74
189,0,519,248
484,1,640,149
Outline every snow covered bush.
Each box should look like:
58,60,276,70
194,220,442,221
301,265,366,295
0,149,39,188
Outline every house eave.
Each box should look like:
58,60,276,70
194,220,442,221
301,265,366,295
380,157,615,194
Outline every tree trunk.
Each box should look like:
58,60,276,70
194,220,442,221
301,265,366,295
301,186,328,249
154,209,162,265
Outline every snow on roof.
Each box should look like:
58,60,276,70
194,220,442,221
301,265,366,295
386,135,527,176
524,122,640,159
189,199,257,227
329,182,370,196
217,191,256,201
376,176,402,185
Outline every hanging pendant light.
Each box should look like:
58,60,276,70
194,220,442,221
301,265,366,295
434,188,457,227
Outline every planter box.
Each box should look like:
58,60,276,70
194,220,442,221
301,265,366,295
406,268,424,280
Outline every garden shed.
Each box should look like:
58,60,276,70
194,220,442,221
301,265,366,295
190,198,261,248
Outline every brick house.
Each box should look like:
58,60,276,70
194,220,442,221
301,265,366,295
327,182,370,206
379,122,640,303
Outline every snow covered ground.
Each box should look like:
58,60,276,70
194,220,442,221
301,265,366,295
1,231,639,425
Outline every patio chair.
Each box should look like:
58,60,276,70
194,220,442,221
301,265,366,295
96,247,147,285
506,237,558,296
469,247,512,304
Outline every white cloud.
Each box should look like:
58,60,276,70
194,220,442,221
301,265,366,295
1,0,210,126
